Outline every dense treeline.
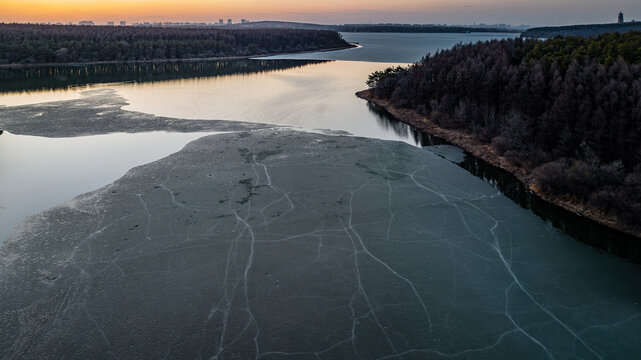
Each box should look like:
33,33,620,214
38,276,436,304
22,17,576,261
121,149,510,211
0,24,348,64
519,31,641,69
368,33,641,230
522,22,641,39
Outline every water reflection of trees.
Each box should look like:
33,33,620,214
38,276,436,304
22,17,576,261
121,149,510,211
366,102,450,147
367,99,639,259
0,59,327,94
366,102,414,143
459,154,641,260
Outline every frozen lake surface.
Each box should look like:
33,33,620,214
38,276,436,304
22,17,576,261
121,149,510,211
2,129,640,359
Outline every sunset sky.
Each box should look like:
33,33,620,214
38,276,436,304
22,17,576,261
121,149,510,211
1,0,640,26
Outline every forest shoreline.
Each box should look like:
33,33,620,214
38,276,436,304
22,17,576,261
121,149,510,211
357,88,641,241
0,44,357,68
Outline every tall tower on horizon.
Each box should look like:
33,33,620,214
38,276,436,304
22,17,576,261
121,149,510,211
618,12,624,24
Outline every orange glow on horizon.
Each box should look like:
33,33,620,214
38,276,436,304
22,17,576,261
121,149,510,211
2,0,640,26
0,0,438,24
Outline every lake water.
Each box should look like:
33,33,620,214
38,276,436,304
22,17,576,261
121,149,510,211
0,61,411,239
1,32,640,360
0,33,517,240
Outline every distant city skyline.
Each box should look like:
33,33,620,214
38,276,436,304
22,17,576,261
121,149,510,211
1,0,640,26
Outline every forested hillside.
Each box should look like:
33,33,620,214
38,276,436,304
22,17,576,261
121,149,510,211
367,33,641,230
0,24,349,64
522,22,641,39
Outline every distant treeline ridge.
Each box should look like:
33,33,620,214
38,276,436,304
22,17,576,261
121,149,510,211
522,22,641,38
336,24,519,33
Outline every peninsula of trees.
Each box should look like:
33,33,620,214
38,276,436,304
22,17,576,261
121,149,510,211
0,24,351,65
363,32,641,235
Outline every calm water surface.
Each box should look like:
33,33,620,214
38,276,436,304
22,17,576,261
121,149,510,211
0,131,221,240
0,60,418,239
0,31,608,245
4,33,521,237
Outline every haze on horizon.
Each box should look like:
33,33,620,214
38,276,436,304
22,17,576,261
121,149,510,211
1,0,640,27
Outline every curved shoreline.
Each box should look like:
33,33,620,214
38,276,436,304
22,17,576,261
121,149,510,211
0,44,357,68
356,89,641,246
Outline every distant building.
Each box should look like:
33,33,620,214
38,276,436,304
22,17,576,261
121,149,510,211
241,19,250,24
618,12,624,24
78,21,95,26
219,19,224,25
227,19,232,25
120,20,126,26
107,21,115,26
